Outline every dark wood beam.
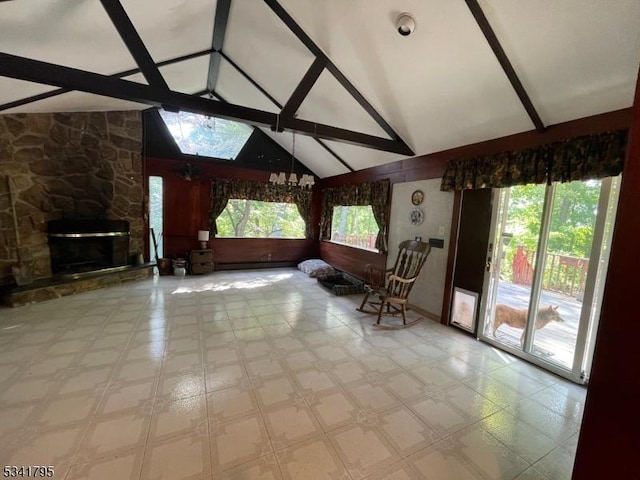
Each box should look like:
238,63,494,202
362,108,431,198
464,0,545,131
207,0,232,92
0,52,412,155
263,0,413,155
281,56,325,119
219,51,355,171
315,139,355,172
0,88,71,112
0,47,216,112
219,52,283,109
99,0,168,89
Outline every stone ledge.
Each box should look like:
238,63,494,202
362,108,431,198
1,263,154,307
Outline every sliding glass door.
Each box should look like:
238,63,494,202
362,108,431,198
479,177,619,383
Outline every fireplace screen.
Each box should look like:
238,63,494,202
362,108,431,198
48,219,130,276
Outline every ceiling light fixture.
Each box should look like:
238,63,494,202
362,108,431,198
268,120,314,189
173,162,199,181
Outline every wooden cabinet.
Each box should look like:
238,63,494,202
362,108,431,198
190,249,214,274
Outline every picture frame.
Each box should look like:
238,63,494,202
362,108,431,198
450,287,479,333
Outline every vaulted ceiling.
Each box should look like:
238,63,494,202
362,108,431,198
1,0,639,179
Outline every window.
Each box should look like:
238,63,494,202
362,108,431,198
148,176,163,258
330,205,379,251
159,110,253,159
216,200,305,239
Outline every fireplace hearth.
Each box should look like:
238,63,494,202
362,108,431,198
48,219,130,277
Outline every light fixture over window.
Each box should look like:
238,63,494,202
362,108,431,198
269,130,315,189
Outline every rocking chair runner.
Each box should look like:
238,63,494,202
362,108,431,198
357,240,431,327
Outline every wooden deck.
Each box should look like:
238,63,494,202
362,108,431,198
485,281,583,369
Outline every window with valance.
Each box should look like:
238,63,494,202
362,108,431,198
440,130,628,192
320,179,390,252
210,178,312,238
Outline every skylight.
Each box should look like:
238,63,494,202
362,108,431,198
159,110,253,160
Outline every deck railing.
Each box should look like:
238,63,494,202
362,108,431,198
330,233,377,249
512,246,589,298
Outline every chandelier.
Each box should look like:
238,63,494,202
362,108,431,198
269,130,315,189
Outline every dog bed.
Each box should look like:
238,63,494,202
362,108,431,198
297,259,336,278
317,272,366,296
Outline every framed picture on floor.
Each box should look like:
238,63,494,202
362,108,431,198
451,287,479,333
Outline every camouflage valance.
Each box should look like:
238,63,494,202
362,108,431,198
209,178,312,237
440,130,628,191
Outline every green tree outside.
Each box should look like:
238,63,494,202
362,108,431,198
501,180,601,285
216,200,305,238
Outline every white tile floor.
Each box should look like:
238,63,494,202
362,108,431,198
0,269,585,479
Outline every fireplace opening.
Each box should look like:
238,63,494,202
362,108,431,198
48,219,130,277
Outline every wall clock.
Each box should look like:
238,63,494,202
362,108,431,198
410,207,424,226
411,190,424,205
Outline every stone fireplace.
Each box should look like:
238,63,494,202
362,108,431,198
0,111,144,286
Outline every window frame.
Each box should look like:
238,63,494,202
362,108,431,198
328,204,380,252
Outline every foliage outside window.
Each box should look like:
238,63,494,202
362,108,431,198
501,180,602,284
216,199,305,239
159,110,253,159
148,176,163,258
330,205,379,251
210,178,311,238
320,180,390,252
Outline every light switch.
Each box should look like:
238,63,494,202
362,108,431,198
438,225,445,236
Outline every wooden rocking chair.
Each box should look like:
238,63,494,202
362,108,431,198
357,240,431,328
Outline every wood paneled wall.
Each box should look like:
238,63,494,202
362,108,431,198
572,70,640,479
146,108,631,273
316,107,632,318
319,242,383,282
321,108,632,188
145,156,320,266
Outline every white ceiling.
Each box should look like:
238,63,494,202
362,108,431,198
1,0,639,178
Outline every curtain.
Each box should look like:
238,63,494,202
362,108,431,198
320,179,390,252
440,130,628,191
210,180,231,235
209,178,313,237
370,181,390,251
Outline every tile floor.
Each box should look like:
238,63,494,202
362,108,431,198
0,269,586,479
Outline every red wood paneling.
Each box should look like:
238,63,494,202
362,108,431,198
572,72,640,478
319,108,631,189
317,108,633,324
146,156,320,263
212,238,316,265
319,241,385,281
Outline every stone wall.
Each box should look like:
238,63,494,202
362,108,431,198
0,111,143,285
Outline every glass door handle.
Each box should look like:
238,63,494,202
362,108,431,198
486,258,492,272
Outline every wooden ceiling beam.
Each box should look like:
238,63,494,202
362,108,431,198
99,0,168,90
207,0,232,93
218,51,355,172
280,56,326,119
464,0,546,131
219,51,283,109
0,47,216,112
263,0,413,155
0,52,412,155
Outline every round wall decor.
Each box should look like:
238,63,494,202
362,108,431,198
409,207,424,225
411,190,424,205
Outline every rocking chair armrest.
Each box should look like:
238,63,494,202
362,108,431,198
387,274,418,285
364,264,394,286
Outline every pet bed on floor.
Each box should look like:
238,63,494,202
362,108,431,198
297,259,336,278
317,272,366,296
